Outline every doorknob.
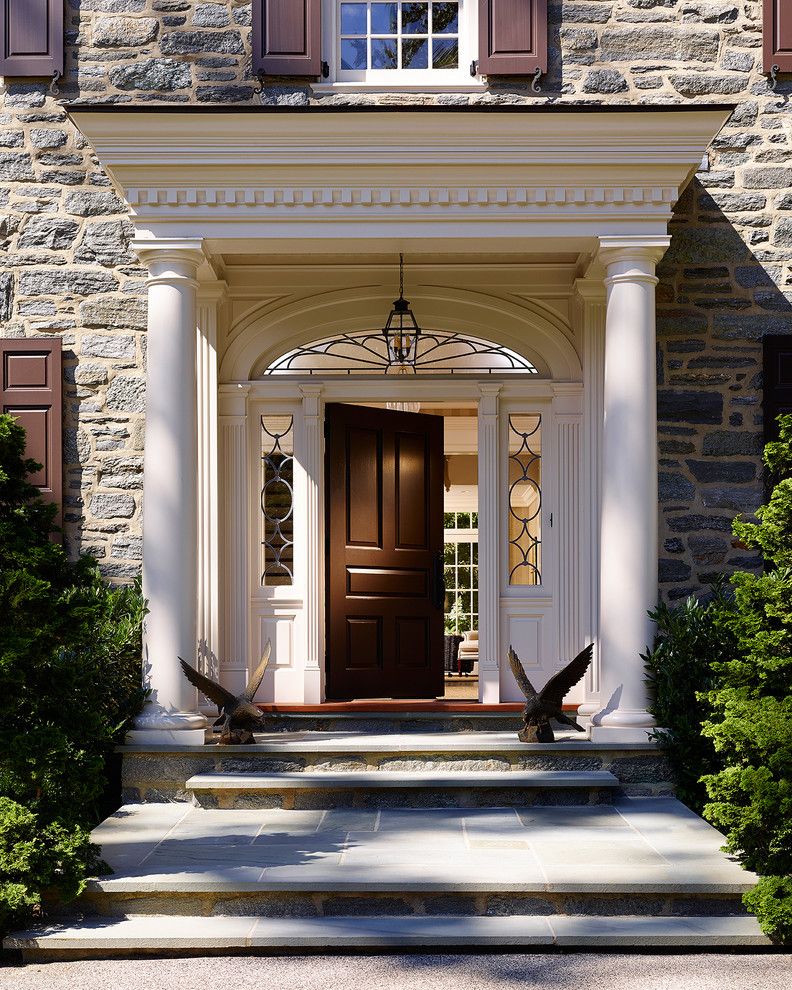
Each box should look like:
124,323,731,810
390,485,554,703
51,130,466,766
431,552,445,611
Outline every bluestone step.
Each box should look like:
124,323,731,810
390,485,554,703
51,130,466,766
186,769,620,808
5,913,771,960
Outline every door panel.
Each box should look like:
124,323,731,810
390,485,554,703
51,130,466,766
345,427,382,547
326,403,444,700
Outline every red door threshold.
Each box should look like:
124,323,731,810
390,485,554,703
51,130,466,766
255,701,577,713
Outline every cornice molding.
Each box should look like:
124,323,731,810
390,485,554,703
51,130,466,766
71,108,731,236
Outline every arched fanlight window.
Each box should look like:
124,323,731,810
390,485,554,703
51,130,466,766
264,329,538,377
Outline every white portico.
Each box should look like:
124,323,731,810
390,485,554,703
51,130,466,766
70,105,730,745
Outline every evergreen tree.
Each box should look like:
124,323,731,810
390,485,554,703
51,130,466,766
0,414,145,931
701,415,792,943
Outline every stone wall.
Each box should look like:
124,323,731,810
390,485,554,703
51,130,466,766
0,0,790,596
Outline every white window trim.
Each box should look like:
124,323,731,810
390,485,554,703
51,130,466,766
316,0,487,91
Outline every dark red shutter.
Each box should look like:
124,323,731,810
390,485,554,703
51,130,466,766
478,0,547,75
1,338,63,528
252,0,321,76
0,0,64,76
764,0,792,73
764,335,792,443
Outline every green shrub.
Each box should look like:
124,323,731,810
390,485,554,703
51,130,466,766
0,413,145,931
643,585,735,813
700,415,792,944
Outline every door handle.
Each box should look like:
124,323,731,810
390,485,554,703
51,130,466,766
431,552,445,611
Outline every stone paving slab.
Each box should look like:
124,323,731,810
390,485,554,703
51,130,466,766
86,799,758,896
5,913,770,955
187,770,620,790
121,729,660,755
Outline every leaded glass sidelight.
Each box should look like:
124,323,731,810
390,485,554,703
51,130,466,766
508,415,542,586
261,416,294,587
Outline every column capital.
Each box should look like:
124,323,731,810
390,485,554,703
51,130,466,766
218,383,250,419
197,278,229,306
131,238,206,284
597,235,671,272
478,382,502,418
574,277,607,304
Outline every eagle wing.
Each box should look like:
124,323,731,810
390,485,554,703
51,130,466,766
539,644,594,709
179,657,237,711
241,641,272,703
508,646,539,701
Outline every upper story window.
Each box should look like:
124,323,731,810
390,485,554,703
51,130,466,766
338,2,461,77
329,0,472,83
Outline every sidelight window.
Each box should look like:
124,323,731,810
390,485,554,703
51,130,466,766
507,414,542,586
260,415,294,587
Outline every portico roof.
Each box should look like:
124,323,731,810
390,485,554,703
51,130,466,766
68,104,732,252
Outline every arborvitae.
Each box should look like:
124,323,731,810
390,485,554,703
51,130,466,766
701,414,792,944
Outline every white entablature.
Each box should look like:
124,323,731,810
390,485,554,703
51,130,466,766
69,106,731,243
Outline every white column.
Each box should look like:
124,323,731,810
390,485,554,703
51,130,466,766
574,279,606,727
301,385,324,704
590,236,670,743
477,383,501,704
128,239,208,745
218,384,251,697
196,282,225,694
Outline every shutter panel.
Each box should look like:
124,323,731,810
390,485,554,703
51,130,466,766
252,0,321,76
0,0,64,76
764,0,792,73
764,334,792,443
478,0,548,75
0,338,63,528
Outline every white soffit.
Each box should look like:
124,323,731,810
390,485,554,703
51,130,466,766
69,106,732,242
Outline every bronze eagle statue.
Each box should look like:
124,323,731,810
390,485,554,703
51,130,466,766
179,642,271,744
508,643,594,743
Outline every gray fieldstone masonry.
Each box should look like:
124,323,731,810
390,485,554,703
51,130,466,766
0,0,790,600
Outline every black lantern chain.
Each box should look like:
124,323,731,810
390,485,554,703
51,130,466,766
383,253,422,370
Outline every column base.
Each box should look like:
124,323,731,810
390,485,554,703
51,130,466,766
126,727,208,746
575,703,599,732
127,709,209,747
303,666,322,705
589,708,657,744
479,664,500,704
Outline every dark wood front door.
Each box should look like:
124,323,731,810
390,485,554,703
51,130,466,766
325,403,445,700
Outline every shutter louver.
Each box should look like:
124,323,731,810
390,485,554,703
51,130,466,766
252,0,321,76
0,0,63,76
478,0,547,75
0,337,63,530
764,335,792,444
764,0,792,73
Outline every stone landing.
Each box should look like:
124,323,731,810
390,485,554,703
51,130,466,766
4,722,770,958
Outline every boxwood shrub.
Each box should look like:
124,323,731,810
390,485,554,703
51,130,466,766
0,413,145,932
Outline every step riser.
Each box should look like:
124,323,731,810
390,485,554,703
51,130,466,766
258,716,527,733
191,788,616,810
78,890,750,920
123,752,672,804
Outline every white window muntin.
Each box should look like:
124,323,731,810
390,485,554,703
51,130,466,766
334,1,472,84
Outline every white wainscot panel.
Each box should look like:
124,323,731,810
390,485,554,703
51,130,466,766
250,605,305,703
500,605,555,702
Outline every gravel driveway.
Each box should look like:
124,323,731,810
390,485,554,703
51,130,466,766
1,952,790,990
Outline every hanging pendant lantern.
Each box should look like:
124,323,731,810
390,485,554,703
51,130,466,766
383,254,421,370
